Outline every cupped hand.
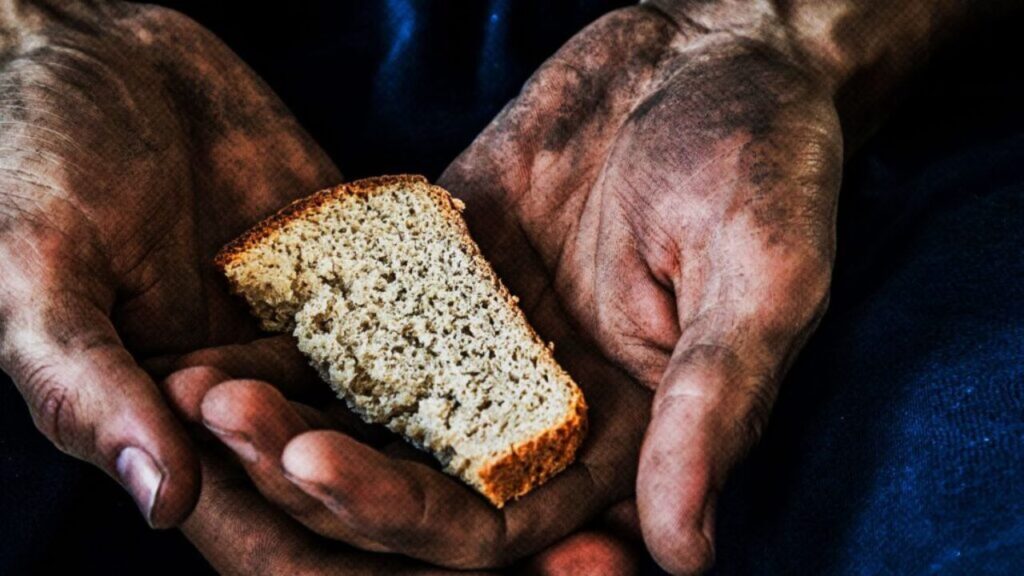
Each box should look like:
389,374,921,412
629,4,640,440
179,445,474,576
439,5,840,574
172,6,838,573
163,338,644,575
0,1,339,527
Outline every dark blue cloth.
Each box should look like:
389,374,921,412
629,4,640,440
715,47,1024,574
1,2,1021,574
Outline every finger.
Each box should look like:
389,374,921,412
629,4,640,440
167,336,390,442
519,531,641,576
181,448,468,576
638,240,832,575
637,343,774,575
169,335,325,399
162,365,336,429
1,297,199,528
163,366,233,424
272,333,648,569
281,429,501,568
281,426,620,570
164,348,384,440
199,379,385,551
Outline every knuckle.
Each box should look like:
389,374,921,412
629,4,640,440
657,342,744,411
662,342,778,450
22,364,82,453
672,343,744,383
734,374,777,450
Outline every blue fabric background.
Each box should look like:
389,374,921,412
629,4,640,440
0,2,1020,574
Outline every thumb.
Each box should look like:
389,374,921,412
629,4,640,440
1,294,199,528
637,343,777,575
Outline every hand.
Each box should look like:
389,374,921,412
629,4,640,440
162,342,644,575
166,329,649,570
179,447,472,576
439,5,841,574
0,1,339,527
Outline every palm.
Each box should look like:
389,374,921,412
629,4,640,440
441,6,838,391
441,8,840,572
158,6,840,571
35,8,344,363
0,2,340,529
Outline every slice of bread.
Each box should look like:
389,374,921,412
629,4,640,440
215,175,587,507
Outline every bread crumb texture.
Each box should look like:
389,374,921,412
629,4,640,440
215,175,587,506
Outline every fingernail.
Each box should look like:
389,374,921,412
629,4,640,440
116,446,164,527
204,422,259,463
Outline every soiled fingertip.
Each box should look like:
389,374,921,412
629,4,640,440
199,379,286,432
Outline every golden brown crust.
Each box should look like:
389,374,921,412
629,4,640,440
477,391,588,507
213,175,429,271
215,174,588,507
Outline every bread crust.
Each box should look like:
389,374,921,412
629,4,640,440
214,175,430,271
215,174,588,507
477,390,587,507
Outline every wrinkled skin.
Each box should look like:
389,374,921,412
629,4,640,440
0,0,340,528
164,327,649,570
161,359,640,576
181,4,842,574
10,0,992,574
161,344,638,573
0,1,645,573
439,6,841,573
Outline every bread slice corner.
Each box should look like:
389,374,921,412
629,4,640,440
215,175,587,506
